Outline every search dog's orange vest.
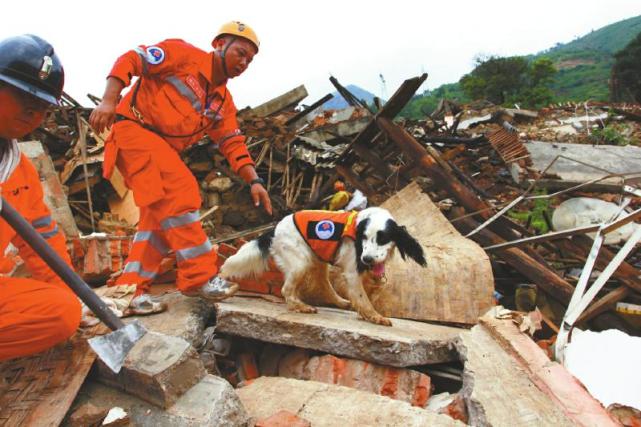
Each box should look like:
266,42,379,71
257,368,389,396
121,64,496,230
293,210,358,263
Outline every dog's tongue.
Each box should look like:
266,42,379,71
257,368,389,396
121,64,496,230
372,263,385,277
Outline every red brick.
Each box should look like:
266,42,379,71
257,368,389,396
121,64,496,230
281,353,431,406
237,353,260,382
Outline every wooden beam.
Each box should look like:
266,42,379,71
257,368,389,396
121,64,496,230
240,85,308,119
451,208,574,305
285,93,334,126
378,117,491,217
335,74,427,164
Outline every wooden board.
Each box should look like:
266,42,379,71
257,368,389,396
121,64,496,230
362,182,494,325
0,328,100,427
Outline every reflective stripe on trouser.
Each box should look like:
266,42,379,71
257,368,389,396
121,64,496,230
112,121,218,292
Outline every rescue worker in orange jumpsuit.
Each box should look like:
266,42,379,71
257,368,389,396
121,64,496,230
90,21,272,308
0,35,81,360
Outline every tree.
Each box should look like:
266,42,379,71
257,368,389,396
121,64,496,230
610,31,641,103
459,56,556,107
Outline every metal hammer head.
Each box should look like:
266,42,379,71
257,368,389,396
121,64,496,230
88,320,147,373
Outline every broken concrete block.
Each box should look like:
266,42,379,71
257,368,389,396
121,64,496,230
69,402,108,427
215,297,461,367
237,377,464,426
255,410,311,427
525,140,641,183
96,332,206,408
457,325,577,426
278,353,432,407
73,375,248,426
126,291,213,347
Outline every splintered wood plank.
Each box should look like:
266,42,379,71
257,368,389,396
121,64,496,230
0,327,101,427
368,181,494,325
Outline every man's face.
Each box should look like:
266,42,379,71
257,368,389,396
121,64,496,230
0,84,50,139
222,37,257,78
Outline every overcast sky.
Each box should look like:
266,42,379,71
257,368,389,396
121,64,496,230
2,1,640,108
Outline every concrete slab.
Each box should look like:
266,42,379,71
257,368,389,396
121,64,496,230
96,332,206,408
457,325,576,426
479,314,617,426
236,377,464,427
68,375,248,426
525,141,641,183
215,297,462,367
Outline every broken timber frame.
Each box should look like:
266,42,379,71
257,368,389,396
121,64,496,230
376,116,576,305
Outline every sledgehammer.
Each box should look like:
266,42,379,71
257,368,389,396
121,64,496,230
0,196,146,373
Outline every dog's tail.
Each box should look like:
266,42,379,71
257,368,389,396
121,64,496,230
219,229,274,279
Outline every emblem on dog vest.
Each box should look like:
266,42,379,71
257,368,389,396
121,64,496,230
293,210,358,263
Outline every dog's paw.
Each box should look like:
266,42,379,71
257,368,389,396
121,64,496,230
288,303,318,314
369,315,393,326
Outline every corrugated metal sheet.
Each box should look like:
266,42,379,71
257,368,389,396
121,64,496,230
487,128,532,166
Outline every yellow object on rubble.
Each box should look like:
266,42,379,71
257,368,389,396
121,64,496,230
328,190,352,211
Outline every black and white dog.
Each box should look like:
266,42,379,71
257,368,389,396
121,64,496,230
220,207,426,326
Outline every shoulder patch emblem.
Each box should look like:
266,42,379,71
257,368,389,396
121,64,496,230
145,46,165,65
315,220,335,240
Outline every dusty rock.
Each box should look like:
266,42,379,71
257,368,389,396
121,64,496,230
215,297,461,367
96,332,206,408
207,176,234,192
69,402,108,427
237,377,464,427
72,375,248,426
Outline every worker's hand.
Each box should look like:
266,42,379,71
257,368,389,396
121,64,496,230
251,183,272,215
89,100,117,134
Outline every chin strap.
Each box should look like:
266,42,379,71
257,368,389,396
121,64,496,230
219,36,237,79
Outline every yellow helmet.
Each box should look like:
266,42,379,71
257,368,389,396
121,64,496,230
213,21,259,52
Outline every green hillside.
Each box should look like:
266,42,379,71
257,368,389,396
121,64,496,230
401,14,641,118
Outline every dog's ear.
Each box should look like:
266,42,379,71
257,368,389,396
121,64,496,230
355,218,370,273
390,220,427,267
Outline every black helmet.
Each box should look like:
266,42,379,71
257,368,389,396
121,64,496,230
0,34,64,105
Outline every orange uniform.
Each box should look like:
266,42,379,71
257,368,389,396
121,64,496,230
103,39,255,293
293,211,357,263
0,152,81,360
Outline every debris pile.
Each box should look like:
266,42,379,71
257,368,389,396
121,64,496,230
4,73,641,425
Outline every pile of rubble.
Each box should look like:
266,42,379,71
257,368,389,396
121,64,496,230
3,73,641,425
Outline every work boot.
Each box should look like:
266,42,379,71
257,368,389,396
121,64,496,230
182,276,239,302
124,294,168,316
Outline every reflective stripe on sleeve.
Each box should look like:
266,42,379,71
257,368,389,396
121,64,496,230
134,47,148,74
32,215,52,229
39,225,59,239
